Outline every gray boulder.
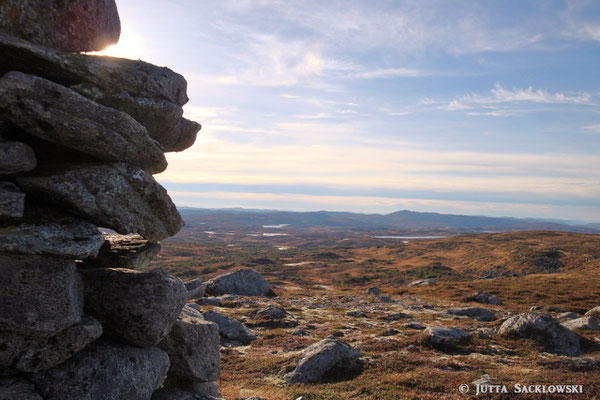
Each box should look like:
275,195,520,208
202,310,257,345
185,279,207,300
445,307,497,322
158,306,220,382
408,278,436,287
498,312,582,356
80,233,161,269
33,341,170,400
81,267,187,347
284,338,362,383
0,72,167,174
559,312,579,321
366,286,381,296
17,163,184,242
0,214,104,258
73,84,200,152
465,291,502,305
0,31,189,106
424,327,470,350
0,0,120,52
0,316,102,373
0,139,36,177
0,255,82,335
253,305,288,320
0,377,42,400
205,269,274,297
585,306,600,319
0,181,24,220
562,317,600,331
152,383,223,400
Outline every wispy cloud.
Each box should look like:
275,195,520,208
583,124,600,134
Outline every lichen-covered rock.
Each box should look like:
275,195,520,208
445,307,497,322
0,72,167,173
80,234,161,269
202,310,257,345
72,84,200,152
284,338,362,383
498,312,582,356
185,279,207,300
0,214,104,258
562,317,600,331
252,305,288,320
424,326,470,350
0,31,189,105
0,139,36,177
585,306,600,319
17,163,184,242
0,316,102,373
32,341,170,400
0,181,24,220
205,268,274,297
158,306,220,382
0,255,82,335
81,267,187,347
0,0,120,52
0,377,42,400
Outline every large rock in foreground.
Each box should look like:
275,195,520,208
0,139,36,178
0,255,82,335
498,312,582,356
0,377,42,400
205,269,274,297
32,341,170,400
80,234,161,269
0,31,189,106
0,181,24,220
158,306,220,382
0,72,167,174
0,0,120,52
81,267,187,347
17,163,184,241
284,338,362,383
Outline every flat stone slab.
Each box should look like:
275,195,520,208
0,0,120,52
80,233,161,269
32,341,170,400
81,267,187,347
0,72,167,174
17,163,184,242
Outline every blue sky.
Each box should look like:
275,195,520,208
97,0,600,222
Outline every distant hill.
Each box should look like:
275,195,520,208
177,207,600,234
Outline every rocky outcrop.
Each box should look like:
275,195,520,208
81,267,187,347
284,338,362,383
0,0,120,52
498,312,582,356
0,2,213,397
205,268,275,297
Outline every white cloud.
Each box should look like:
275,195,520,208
583,124,600,134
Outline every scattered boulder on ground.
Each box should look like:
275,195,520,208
377,296,395,303
346,310,365,318
381,312,411,321
0,72,167,174
17,163,184,241
0,255,82,335
498,312,582,356
284,338,362,383
249,305,297,328
253,305,288,320
158,306,220,382
80,233,161,269
403,321,426,330
0,377,42,400
366,286,382,296
585,306,600,319
185,279,207,300
424,327,471,350
202,310,257,345
562,317,600,331
408,279,436,287
0,0,120,52
465,291,502,305
0,316,102,373
0,181,24,220
81,267,187,347
32,341,170,400
205,268,275,297
559,312,579,321
0,139,36,178
445,307,497,322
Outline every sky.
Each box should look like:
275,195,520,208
96,0,600,223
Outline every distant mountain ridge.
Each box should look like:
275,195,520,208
178,207,600,234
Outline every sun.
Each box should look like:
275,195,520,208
87,25,144,60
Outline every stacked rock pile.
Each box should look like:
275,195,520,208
0,1,221,399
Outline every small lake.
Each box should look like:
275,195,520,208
262,224,290,228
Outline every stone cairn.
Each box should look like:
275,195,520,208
0,1,221,399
